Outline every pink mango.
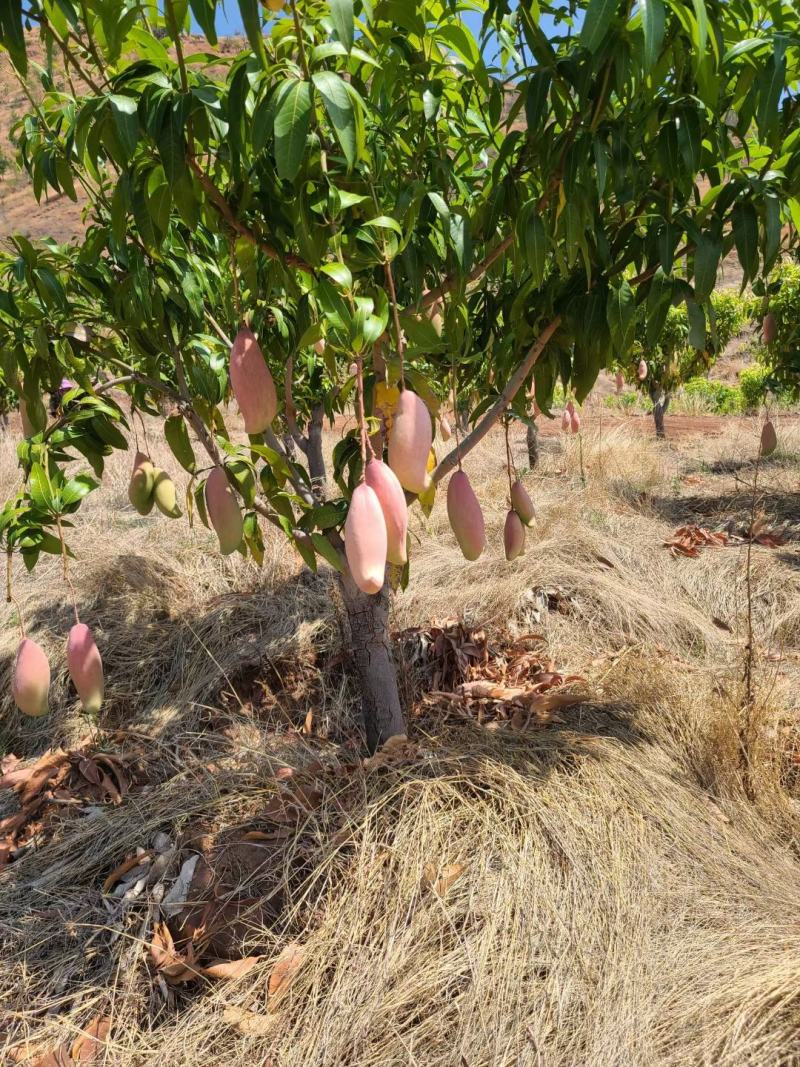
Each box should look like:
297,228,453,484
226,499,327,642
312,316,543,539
561,409,571,432
12,637,50,717
637,359,648,381
229,327,277,434
205,466,244,555
570,408,581,434
365,458,408,567
504,509,526,561
67,623,104,715
446,469,485,561
388,389,432,494
762,312,777,345
615,371,624,393
345,483,387,594
510,480,535,527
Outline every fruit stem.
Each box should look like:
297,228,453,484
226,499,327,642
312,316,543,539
383,258,405,389
229,236,242,324
6,550,25,640
578,431,586,488
56,514,81,626
504,417,515,495
355,356,375,476
451,359,462,471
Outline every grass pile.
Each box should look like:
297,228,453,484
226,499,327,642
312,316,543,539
1,412,799,1065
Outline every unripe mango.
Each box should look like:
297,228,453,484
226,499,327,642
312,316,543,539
762,312,777,345
344,482,387,594
504,509,526,561
446,469,485,561
67,623,104,716
12,638,50,717
153,470,182,518
615,371,624,393
205,466,244,555
128,451,155,515
510,480,535,527
760,419,777,458
365,458,408,566
229,327,278,434
388,389,432,494
637,359,648,380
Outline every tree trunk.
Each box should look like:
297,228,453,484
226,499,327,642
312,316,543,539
339,570,406,751
650,385,670,439
526,420,539,468
306,403,326,501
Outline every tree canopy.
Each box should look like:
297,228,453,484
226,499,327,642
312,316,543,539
0,0,798,572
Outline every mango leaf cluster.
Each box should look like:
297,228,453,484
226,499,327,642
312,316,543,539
0,0,797,569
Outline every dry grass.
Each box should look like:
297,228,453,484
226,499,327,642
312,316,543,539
1,408,800,1066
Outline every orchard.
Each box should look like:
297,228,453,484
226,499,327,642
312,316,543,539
1,0,799,749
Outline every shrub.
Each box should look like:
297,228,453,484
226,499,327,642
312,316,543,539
738,365,771,411
682,378,743,415
760,263,800,398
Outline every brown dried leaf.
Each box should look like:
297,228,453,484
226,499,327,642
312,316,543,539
268,942,304,1006
70,1016,111,1062
422,862,467,897
102,852,150,894
199,956,262,979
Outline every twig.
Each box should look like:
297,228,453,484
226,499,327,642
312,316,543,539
6,550,25,640
55,514,80,626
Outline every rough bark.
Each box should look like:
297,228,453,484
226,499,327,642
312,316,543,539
649,385,671,439
526,420,539,468
339,570,406,751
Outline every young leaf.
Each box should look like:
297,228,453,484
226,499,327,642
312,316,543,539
329,0,354,52
274,80,312,181
312,71,357,168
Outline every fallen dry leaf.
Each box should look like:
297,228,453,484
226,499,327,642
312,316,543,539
102,852,152,894
199,956,261,979
268,942,304,1007
70,1016,111,1062
422,862,467,897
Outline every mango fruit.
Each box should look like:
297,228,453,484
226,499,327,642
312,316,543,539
637,359,648,380
504,509,526,561
344,482,387,594
762,312,777,345
229,327,278,434
67,622,104,716
510,480,535,527
439,415,452,441
12,637,50,717
153,470,182,518
760,419,777,458
561,409,571,432
388,389,432,494
128,451,155,515
314,338,326,356
365,458,408,567
265,0,284,9
570,408,581,434
206,466,244,554
446,469,485,561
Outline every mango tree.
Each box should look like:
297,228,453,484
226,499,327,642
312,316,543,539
1,0,799,748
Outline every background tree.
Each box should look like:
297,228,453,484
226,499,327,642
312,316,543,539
0,0,798,747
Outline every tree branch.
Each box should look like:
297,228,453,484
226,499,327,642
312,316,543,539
433,317,562,483
187,157,312,274
420,233,514,311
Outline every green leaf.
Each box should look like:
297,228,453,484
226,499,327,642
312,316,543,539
189,0,217,44
686,299,706,350
693,233,721,300
311,532,346,572
29,463,55,512
109,95,139,160
422,81,442,121
164,414,196,472
640,0,666,68
329,0,354,52
0,0,27,75
580,0,619,53
732,201,759,284
312,70,357,168
645,269,674,349
763,194,781,273
237,0,266,65
690,0,708,55
274,80,312,181
519,207,547,286
606,280,636,356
